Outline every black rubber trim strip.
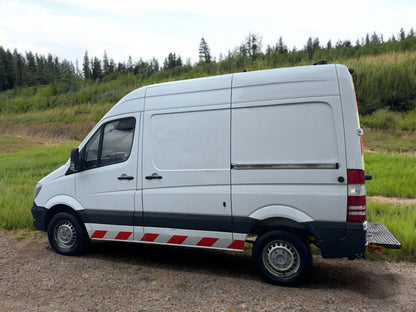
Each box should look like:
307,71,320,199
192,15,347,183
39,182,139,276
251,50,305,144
231,163,339,170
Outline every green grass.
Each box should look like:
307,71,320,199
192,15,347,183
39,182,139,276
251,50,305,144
363,128,416,153
367,200,416,262
0,102,113,126
0,137,77,229
0,136,45,153
364,151,416,198
361,107,416,153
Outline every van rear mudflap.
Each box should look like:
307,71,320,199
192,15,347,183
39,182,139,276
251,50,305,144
367,222,401,250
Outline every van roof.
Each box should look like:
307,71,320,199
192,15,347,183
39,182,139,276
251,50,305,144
104,64,344,117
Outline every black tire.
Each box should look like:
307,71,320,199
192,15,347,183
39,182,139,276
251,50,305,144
252,230,312,286
47,212,90,256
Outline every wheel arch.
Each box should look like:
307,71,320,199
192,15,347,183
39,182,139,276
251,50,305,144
45,204,86,234
43,195,86,231
248,205,313,240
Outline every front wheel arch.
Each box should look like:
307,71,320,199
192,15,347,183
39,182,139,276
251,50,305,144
252,230,312,286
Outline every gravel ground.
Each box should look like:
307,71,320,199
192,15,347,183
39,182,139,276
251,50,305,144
1,229,415,312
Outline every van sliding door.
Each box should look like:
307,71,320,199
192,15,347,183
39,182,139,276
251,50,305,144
140,77,242,250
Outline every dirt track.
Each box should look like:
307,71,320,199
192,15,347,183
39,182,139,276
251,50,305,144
1,230,415,312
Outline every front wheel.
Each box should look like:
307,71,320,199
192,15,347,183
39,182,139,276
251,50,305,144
252,231,312,286
47,212,90,256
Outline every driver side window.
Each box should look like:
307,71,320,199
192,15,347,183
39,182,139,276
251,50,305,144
83,117,135,170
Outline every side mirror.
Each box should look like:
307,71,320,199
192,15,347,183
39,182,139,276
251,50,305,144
69,147,80,173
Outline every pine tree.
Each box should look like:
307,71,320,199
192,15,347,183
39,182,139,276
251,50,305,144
198,37,212,63
0,47,8,90
25,51,37,85
163,53,182,69
326,40,332,50
245,33,262,60
103,51,109,75
365,33,370,45
83,50,91,79
127,55,133,73
91,57,102,80
13,49,25,87
149,57,159,73
276,37,288,54
399,28,406,40
371,32,380,44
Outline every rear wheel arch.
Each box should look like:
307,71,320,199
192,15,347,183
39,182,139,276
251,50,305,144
251,217,311,241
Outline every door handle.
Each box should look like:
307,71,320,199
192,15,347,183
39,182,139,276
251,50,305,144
118,174,134,181
145,173,163,180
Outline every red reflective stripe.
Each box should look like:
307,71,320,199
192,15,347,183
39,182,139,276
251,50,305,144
91,230,107,239
141,233,159,242
228,240,245,250
115,232,132,240
167,235,188,244
234,240,245,250
348,196,366,206
196,237,218,247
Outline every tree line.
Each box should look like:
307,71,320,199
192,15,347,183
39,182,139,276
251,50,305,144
0,48,77,92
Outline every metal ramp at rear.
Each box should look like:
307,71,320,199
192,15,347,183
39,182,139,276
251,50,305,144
367,222,401,250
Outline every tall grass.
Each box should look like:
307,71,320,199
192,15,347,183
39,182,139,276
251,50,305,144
364,152,416,198
361,108,416,132
367,200,416,262
0,74,141,114
0,138,76,229
346,51,416,114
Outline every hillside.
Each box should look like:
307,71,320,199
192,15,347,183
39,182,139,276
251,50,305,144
1,52,416,153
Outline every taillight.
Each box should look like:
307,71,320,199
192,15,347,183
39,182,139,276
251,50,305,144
347,169,366,222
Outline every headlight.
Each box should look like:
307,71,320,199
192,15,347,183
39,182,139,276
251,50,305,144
34,184,42,200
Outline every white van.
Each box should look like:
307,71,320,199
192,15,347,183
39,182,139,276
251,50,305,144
32,64,400,286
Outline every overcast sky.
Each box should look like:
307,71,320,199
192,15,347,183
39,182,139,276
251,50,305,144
1,0,415,65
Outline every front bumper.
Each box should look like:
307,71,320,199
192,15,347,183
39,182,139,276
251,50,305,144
31,203,48,232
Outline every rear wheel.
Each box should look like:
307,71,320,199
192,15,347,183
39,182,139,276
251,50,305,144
252,231,312,286
47,212,90,256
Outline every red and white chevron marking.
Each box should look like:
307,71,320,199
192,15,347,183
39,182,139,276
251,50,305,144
85,224,246,251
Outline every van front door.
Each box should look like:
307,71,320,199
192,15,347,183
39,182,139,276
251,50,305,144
140,106,240,250
76,114,141,241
